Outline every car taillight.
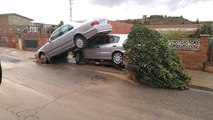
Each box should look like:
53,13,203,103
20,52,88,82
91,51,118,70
91,21,100,26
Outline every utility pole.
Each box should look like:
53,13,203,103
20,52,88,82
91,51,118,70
69,0,74,22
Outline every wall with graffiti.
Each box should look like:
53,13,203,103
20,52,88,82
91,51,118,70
0,35,17,48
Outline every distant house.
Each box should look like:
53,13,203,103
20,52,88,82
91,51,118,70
0,13,33,34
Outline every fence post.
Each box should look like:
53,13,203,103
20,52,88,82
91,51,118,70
16,34,23,50
200,34,210,71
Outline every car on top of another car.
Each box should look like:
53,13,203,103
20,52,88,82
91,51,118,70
35,18,112,63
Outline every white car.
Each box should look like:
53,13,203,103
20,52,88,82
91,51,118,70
35,18,112,63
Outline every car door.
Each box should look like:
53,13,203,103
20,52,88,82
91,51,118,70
84,36,105,59
47,25,73,57
98,35,117,59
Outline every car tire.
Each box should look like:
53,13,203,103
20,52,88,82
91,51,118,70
112,52,123,66
74,35,87,49
39,53,47,64
75,52,84,64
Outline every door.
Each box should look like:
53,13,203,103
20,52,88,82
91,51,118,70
84,37,103,59
98,35,117,59
47,25,73,57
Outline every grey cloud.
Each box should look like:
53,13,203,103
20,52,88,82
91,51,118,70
89,0,211,10
89,0,155,7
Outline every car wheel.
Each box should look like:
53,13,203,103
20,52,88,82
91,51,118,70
74,35,87,49
39,53,47,64
75,52,84,64
112,52,123,65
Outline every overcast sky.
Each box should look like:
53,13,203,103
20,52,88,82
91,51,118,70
0,0,213,24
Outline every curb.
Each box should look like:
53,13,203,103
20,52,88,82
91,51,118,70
80,64,213,92
189,85,213,92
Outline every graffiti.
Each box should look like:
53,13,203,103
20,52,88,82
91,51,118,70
0,36,9,47
0,35,17,48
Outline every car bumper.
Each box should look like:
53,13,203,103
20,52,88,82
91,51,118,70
83,25,112,39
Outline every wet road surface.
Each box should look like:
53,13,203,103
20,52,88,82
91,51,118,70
0,48,213,120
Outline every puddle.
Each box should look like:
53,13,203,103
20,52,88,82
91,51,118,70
91,75,106,81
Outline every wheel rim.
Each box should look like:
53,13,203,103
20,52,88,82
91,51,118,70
113,52,123,65
40,54,46,63
76,37,84,48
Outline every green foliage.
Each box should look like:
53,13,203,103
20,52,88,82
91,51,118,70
124,26,191,90
194,24,213,38
163,30,190,39
148,15,191,25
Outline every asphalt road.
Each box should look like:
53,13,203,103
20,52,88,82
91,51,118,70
0,48,213,120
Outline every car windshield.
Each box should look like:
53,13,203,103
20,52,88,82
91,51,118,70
90,35,120,46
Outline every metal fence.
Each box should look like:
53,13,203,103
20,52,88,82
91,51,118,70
168,39,200,51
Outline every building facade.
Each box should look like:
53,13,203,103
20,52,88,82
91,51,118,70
0,13,33,34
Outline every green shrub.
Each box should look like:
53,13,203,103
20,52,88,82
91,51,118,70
124,26,191,90
163,30,190,39
194,24,213,38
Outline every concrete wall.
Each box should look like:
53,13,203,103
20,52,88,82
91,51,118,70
8,15,31,26
0,15,9,25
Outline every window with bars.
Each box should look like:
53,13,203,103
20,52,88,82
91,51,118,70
24,40,38,48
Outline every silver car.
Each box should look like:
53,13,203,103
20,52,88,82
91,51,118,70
35,18,112,63
73,34,128,66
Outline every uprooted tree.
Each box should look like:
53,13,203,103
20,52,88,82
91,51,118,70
123,25,191,90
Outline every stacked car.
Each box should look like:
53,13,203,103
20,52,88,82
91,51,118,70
35,18,112,63
73,34,127,66
35,18,127,66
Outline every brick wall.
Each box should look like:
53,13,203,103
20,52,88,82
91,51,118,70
21,33,49,51
0,34,17,48
175,35,209,71
109,21,133,34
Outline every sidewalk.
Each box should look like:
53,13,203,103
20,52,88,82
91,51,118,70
187,70,213,92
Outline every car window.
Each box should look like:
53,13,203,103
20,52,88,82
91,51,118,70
50,29,60,41
90,36,106,45
90,35,120,46
60,25,73,35
109,35,120,43
50,25,73,42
